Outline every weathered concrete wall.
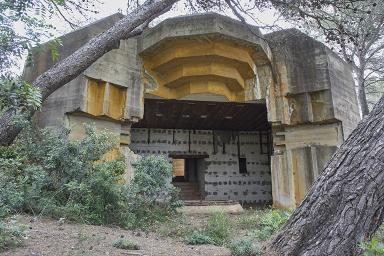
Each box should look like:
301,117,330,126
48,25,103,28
24,13,143,131
130,128,272,204
265,29,360,208
326,51,360,138
24,13,125,83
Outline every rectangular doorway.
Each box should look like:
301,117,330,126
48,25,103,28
172,158,201,200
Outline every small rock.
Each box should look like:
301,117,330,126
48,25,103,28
89,246,93,250
57,218,65,226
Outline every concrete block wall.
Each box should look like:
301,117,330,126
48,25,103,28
130,128,272,204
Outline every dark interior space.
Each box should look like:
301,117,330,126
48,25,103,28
132,98,270,131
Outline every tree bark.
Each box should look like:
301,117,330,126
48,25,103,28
269,96,384,256
357,71,370,116
0,0,179,146
356,57,370,116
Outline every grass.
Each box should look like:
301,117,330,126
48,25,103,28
184,230,215,245
152,208,290,255
360,225,384,256
250,209,290,241
229,238,261,256
235,210,262,230
206,212,232,245
112,238,140,250
0,219,26,252
155,214,191,238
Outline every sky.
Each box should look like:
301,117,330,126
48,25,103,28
50,0,290,36
11,0,291,74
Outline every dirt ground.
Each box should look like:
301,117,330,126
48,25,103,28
2,215,231,256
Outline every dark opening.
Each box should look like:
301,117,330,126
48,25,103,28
239,157,247,174
132,98,270,131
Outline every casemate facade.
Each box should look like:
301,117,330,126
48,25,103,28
24,13,360,209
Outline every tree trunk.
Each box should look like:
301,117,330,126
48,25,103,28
268,96,384,256
0,0,179,146
357,69,370,116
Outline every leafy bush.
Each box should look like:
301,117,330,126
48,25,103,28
251,209,289,241
0,124,128,225
0,75,41,115
206,212,232,245
0,124,181,229
360,239,384,256
184,230,215,245
229,238,261,256
113,239,140,250
0,220,26,252
125,155,183,229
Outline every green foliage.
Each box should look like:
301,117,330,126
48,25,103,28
0,75,42,114
360,225,384,256
0,124,127,225
360,239,384,256
0,220,26,252
125,155,183,229
0,0,98,72
228,238,260,256
0,124,182,230
251,209,290,241
184,230,215,245
236,211,261,230
183,212,232,246
112,238,140,250
206,212,232,245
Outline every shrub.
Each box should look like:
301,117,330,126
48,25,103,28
252,209,289,241
125,155,183,229
0,220,26,252
112,239,140,250
0,124,128,226
184,230,215,245
360,239,384,256
229,238,261,256
206,212,232,245
0,124,182,230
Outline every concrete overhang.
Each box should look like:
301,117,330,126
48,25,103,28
138,13,272,65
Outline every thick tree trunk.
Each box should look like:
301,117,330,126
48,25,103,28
269,96,384,256
0,0,179,146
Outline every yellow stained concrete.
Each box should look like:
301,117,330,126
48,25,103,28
155,62,246,91
147,80,245,102
107,84,126,120
86,78,127,120
141,38,259,103
87,79,105,116
143,40,256,75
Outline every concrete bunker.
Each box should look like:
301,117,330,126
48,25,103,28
24,13,361,209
